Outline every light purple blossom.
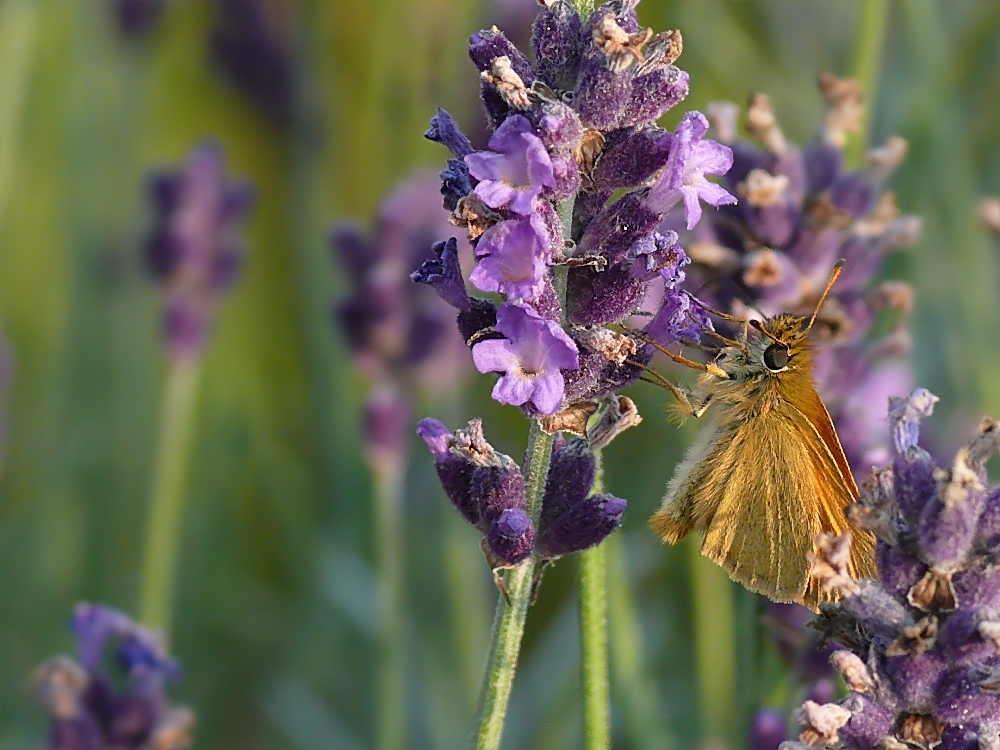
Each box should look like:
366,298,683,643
470,213,550,301
646,111,736,229
472,301,578,415
465,115,556,216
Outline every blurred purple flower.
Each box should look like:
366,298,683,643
34,604,193,750
112,0,165,36
671,79,920,475
145,142,253,366
209,0,295,127
646,111,737,229
472,302,579,415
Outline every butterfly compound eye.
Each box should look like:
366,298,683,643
763,343,789,371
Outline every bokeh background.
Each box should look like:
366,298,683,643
1,0,999,748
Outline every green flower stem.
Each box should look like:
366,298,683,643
579,451,610,750
374,457,406,750
138,359,204,631
846,0,891,166
606,533,674,750
469,422,554,750
689,537,737,747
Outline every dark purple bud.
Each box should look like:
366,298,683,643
617,67,690,129
918,495,981,570
803,142,844,197
209,0,296,127
473,461,528,528
952,562,1000,611
534,101,584,158
50,717,104,750
113,0,164,37
578,190,663,262
425,108,474,158
938,608,996,666
829,172,876,219
836,693,895,750
881,650,948,709
566,262,647,326
469,27,535,81
440,159,473,211
572,188,612,242
417,418,479,526
573,52,632,130
593,128,672,191
877,544,927,603
486,509,535,566
562,349,645,404
935,667,1000,725
411,238,471,312
543,438,597,511
842,583,910,641
531,3,585,91
893,448,939,525
538,493,625,557
749,708,787,750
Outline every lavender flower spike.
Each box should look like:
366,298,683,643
34,604,193,750
465,115,556,216
796,390,1000,750
472,301,579,415
646,111,737,229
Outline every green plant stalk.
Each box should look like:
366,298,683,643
374,457,407,750
138,359,204,630
579,452,610,750
606,533,674,750
846,0,891,167
469,422,554,750
0,0,38,225
689,537,737,747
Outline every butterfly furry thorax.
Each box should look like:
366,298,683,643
651,312,876,610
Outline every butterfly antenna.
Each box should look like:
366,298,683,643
749,318,783,344
805,259,845,333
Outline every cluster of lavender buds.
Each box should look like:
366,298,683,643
33,604,193,750
331,173,470,469
209,0,296,127
417,417,625,576
674,77,920,474
144,143,253,367
413,0,743,568
780,389,1000,750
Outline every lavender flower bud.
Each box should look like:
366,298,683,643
750,708,788,750
209,0,295,127
536,438,625,557
145,143,253,366
487,509,536,566
531,2,585,91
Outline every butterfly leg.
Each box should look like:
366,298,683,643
631,361,712,419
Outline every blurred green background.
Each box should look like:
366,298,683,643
0,0,998,748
